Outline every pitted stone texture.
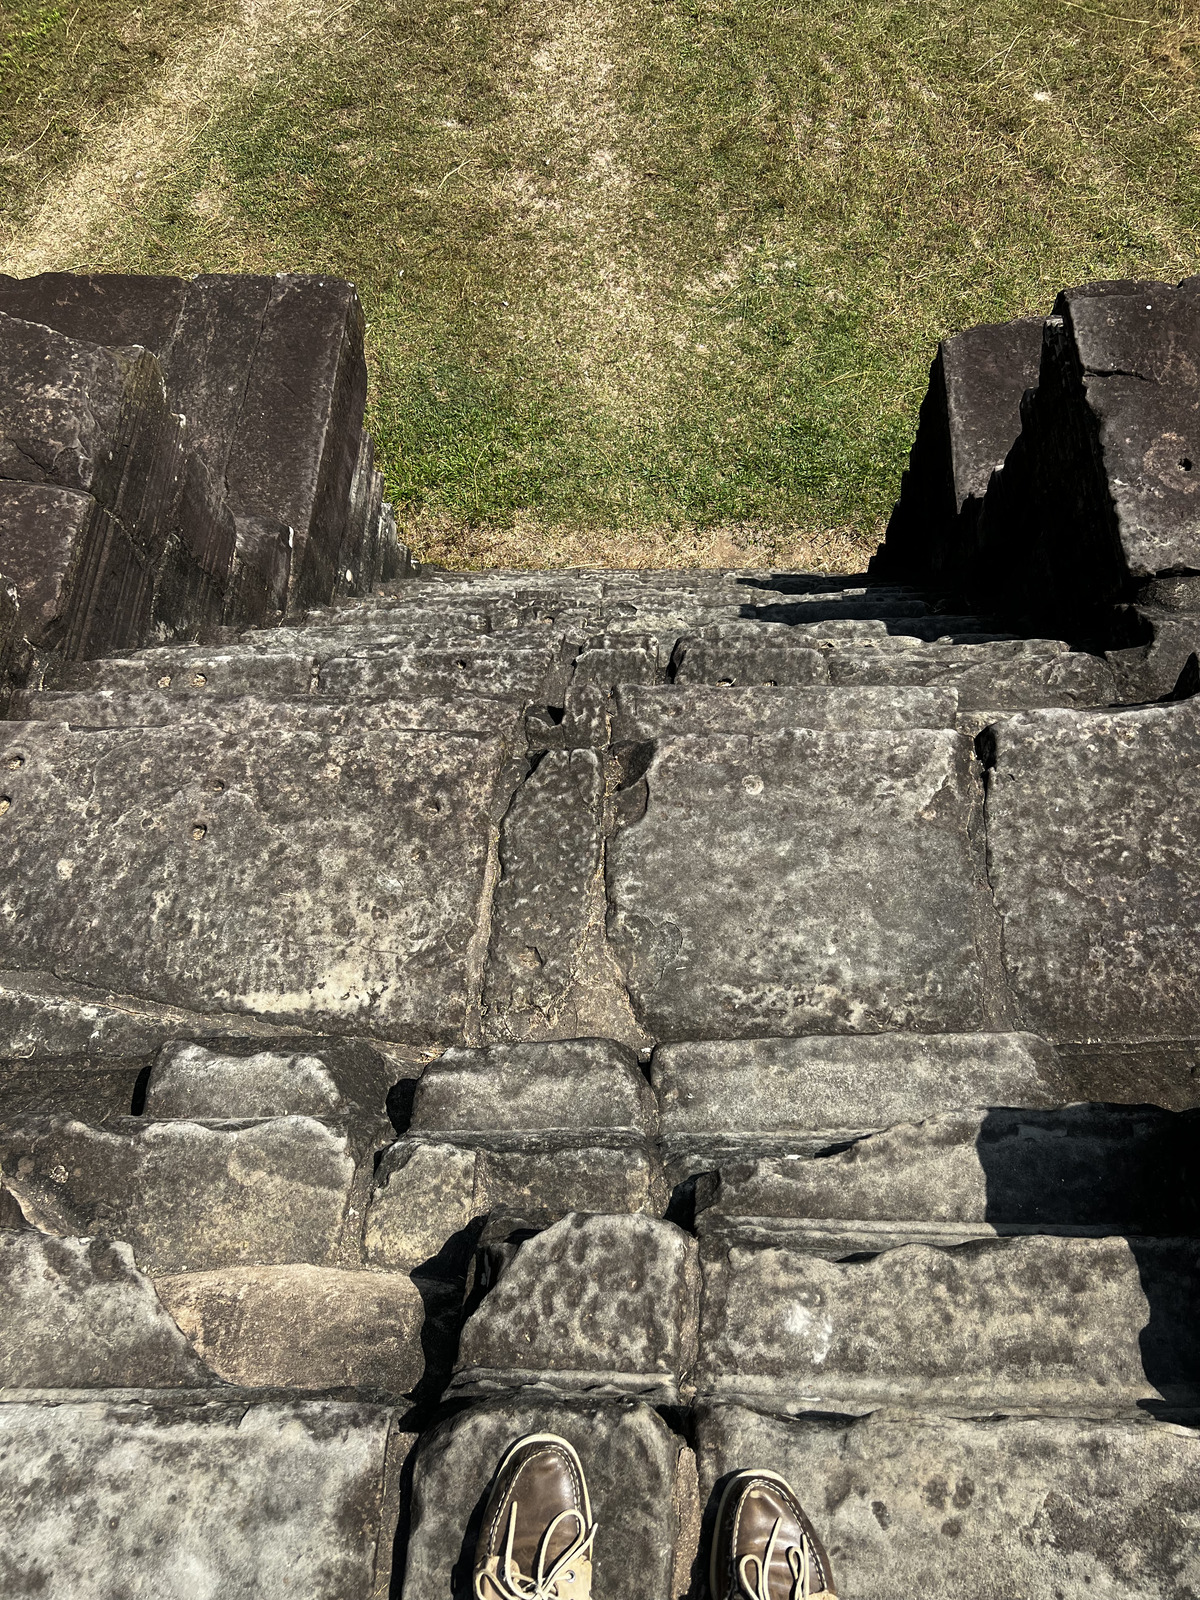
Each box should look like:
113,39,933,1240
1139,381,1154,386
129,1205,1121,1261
9,688,521,739
57,647,317,696
985,701,1200,1043
653,1034,1064,1148
145,1042,345,1120
483,749,606,1040
0,1116,353,1274
155,1264,426,1391
364,1138,665,1272
403,1394,684,1600
453,1212,699,1401
0,721,509,1039
411,1040,657,1136
696,1230,1200,1412
825,642,1116,710
607,730,1008,1041
318,643,560,701
0,1231,215,1389
671,633,828,686
0,1396,398,1600
695,1404,1200,1600
611,683,959,740
709,1105,1198,1233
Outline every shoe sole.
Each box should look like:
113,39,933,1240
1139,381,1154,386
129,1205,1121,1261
709,1468,805,1600
492,1431,594,1528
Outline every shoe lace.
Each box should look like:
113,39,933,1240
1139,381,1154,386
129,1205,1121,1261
474,1500,597,1600
736,1516,834,1600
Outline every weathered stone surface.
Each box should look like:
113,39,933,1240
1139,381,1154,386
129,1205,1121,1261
694,1403,1200,1600
652,1033,1063,1146
0,1396,399,1599
612,683,959,739
411,1039,657,1136
876,317,1044,587
0,482,100,649
0,1231,215,1388
607,730,1009,1040
672,632,829,686
984,700,1200,1042
318,643,560,701
0,720,510,1039
826,641,1116,710
483,751,608,1040
0,1116,354,1273
57,644,318,695
363,1137,665,1271
156,1264,426,1391
145,1041,346,1120
696,1231,1200,1411
453,1212,699,1401
403,1394,684,1600
708,1105,1199,1233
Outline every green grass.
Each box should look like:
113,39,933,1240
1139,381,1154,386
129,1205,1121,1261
2,0,1199,568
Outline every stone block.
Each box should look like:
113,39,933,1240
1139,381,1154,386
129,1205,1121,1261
363,1138,665,1271
483,750,607,1040
696,1230,1200,1412
224,275,367,610
671,632,829,686
694,1404,1200,1600
612,683,959,738
708,1105,1198,1235
653,1034,1063,1147
606,730,1009,1040
0,1230,215,1388
410,1040,658,1137
983,701,1200,1042
825,640,1116,711
0,1396,399,1599
978,280,1200,617
453,1212,699,1402
318,643,560,702
0,721,510,1039
0,1115,354,1274
0,481,105,649
875,317,1043,587
403,1393,685,1600
155,1264,426,1391
57,644,317,695
143,1038,394,1123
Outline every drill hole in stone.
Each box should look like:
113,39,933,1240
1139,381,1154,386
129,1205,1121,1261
0,797,10,815
191,673,208,687
157,675,172,688
5,755,24,770
191,823,207,840
1182,458,1194,472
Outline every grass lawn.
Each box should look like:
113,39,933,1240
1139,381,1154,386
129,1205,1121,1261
2,0,1198,569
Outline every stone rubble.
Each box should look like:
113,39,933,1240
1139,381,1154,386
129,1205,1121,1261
2,272,1200,1597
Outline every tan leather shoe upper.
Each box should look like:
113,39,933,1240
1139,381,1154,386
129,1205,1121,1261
711,1469,837,1600
473,1433,596,1600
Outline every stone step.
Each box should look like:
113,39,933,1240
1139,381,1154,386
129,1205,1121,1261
606,729,1008,1040
0,720,512,1040
7,688,524,739
695,1228,1200,1414
450,1212,699,1403
702,1104,1200,1236
694,1402,1200,1600
402,1394,685,1600
653,1033,1065,1159
611,682,960,736
0,1395,407,1600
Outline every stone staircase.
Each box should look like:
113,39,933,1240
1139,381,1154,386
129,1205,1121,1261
3,559,1200,1597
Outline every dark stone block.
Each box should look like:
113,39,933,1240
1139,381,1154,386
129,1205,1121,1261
874,317,1043,588
0,271,187,352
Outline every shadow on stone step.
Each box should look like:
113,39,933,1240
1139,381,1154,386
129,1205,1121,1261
978,1104,1200,1419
